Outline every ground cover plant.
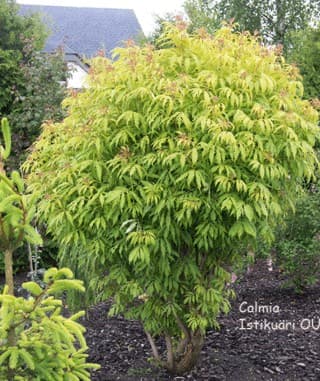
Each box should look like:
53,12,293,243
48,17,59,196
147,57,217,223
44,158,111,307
25,23,319,374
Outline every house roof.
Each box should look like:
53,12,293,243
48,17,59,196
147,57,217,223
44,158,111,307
20,5,144,57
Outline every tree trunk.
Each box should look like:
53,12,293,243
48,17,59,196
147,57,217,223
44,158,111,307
146,329,204,375
4,248,14,295
175,331,204,374
165,330,204,375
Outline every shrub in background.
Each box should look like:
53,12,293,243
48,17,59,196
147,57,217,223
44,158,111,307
275,189,320,292
286,26,320,100
8,46,67,168
25,24,319,374
0,0,47,117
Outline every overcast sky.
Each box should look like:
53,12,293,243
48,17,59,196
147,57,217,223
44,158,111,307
17,0,186,35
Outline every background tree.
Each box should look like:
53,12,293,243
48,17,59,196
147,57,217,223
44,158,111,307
148,2,219,44
184,0,220,33
286,26,320,100
0,0,46,116
25,24,319,374
0,0,67,168
146,13,179,47
274,187,320,293
8,46,67,167
184,0,320,50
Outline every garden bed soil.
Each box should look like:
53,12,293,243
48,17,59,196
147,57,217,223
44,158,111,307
4,261,320,380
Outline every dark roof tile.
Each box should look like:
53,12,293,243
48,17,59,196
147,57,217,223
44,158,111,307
20,5,143,57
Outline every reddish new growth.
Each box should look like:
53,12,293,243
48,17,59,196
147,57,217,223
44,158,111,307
280,89,288,97
274,44,283,56
240,71,248,79
166,81,178,95
197,28,210,40
88,67,96,79
125,39,136,48
174,15,188,31
145,44,155,64
127,49,138,70
310,98,320,110
105,64,115,73
287,64,299,79
96,49,105,57
217,38,225,49
177,132,192,147
100,107,109,115
118,146,131,161
68,89,78,98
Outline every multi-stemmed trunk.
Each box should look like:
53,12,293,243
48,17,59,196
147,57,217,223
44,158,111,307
146,328,204,375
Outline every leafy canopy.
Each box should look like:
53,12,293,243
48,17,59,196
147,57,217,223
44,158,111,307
26,24,319,371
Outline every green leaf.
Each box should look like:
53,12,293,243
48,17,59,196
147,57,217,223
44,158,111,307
0,118,11,160
9,348,19,369
18,349,35,370
22,281,43,296
23,224,43,245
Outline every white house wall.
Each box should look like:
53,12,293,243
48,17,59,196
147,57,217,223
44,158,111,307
67,62,88,89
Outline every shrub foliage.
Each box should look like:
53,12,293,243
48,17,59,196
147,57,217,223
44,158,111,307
275,188,320,292
0,118,41,295
1,119,99,380
26,24,319,373
0,267,99,381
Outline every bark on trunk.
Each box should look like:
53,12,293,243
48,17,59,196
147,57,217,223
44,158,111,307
0,161,4,174
174,331,204,374
4,249,14,296
146,329,204,375
164,331,204,375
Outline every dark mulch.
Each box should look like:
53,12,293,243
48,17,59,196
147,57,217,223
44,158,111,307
83,262,320,381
